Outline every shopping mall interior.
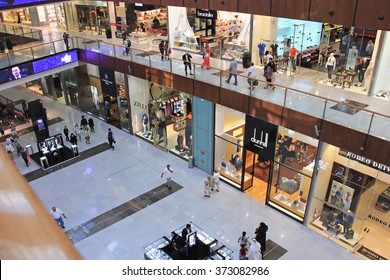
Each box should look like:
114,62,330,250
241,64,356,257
0,0,389,261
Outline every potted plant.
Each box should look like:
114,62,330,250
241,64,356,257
242,51,252,68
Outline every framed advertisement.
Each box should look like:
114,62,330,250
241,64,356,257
328,180,355,211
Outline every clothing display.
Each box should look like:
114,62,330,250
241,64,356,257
280,177,298,194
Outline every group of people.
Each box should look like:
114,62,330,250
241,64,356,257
63,116,95,146
238,222,268,260
158,40,172,61
203,170,220,198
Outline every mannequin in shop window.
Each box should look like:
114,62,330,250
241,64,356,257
142,113,149,136
325,53,336,83
177,133,184,150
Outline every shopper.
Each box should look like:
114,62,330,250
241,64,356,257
204,176,211,198
74,123,81,141
80,115,88,130
9,120,17,138
122,36,130,56
225,56,238,85
63,32,69,50
212,170,220,192
182,51,193,76
50,206,67,229
70,133,77,146
247,62,257,91
238,231,250,248
255,222,268,259
20,146,29,167
159,40,165,61
107,128,115,150
84,126,91,144
63,125,70,141
88,117,95,132
5,142,14,161
239,244,249,260
165,41,171,61
201,45,213,69
161,164,173,190
263,59,275,90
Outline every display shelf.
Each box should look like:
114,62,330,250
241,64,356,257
143,236,172,260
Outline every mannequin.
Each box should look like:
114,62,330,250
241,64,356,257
289,44,298,72
270,41,279,58
257,41,266,65
142,113,149,135
325,53,336,82
177,133,184,150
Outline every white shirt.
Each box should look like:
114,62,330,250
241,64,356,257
162,167,173,179
326,56,336,68
265,53,273,64
248,66,256,79
50,208,64,219
212,172,220,183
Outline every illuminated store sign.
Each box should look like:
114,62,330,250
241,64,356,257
244,115,277,159
196,9,217,19
339,150,390,175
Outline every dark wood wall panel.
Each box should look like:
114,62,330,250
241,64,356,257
183,0,209,9
114,58,129,74
354,0,390,30
99,54,116,71
248,98,283,125
219,88,249,114
310,0,357,26
193,80,220,103
143,0,162,5
161,0,184,6
238,0,271,16
172,74,194,94
320,120,366,154
130,63,149,80
362,135,390,166
209,0,237,12
149,68,173,88
281,108,321,139
271,0,310,20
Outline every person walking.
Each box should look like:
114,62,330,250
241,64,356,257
182,51,193,76
225,56,238,85
159,40,165,61
161,164,173,190
74,123,81,141
9,120,17,138
238,231,250,248
70,132,78,146
263,59,275,90
5,142,14,161
247,62,257,90
20,146,29,167
88,117,95,132
212,169,220,192
255,222,268,259
107,128,115,150
84,126,91,144
165,41,171,61
50,206,67,229
63,32,69,50
204,176,211,198
63,125,70,141
80,115,88,130
201,46,212,69
122,36,130,56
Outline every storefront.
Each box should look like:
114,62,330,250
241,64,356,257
129,76,193,161
214,106,318,221
307,143,390,260
168,6,250,58
64,1,108,34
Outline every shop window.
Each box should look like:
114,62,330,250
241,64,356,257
268,162,310,220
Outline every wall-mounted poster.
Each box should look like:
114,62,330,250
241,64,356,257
328,180,355,211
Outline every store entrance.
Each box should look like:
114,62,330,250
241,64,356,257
243,150,270,204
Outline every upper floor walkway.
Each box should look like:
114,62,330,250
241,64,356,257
0,23,389,143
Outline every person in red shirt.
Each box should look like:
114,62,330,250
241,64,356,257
289,44,298,73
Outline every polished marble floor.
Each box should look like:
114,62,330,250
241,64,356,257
1,85,363,260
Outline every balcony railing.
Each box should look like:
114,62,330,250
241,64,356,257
0,36,388,141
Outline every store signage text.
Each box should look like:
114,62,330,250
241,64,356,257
196,9,217,19
101,74,113,86
251,128,268,149
133,101,147,110
368,214,390,229
339,150,390,175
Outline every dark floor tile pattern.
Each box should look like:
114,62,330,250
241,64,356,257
66,181,183,244
263,239,288,260
24,142,112,182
